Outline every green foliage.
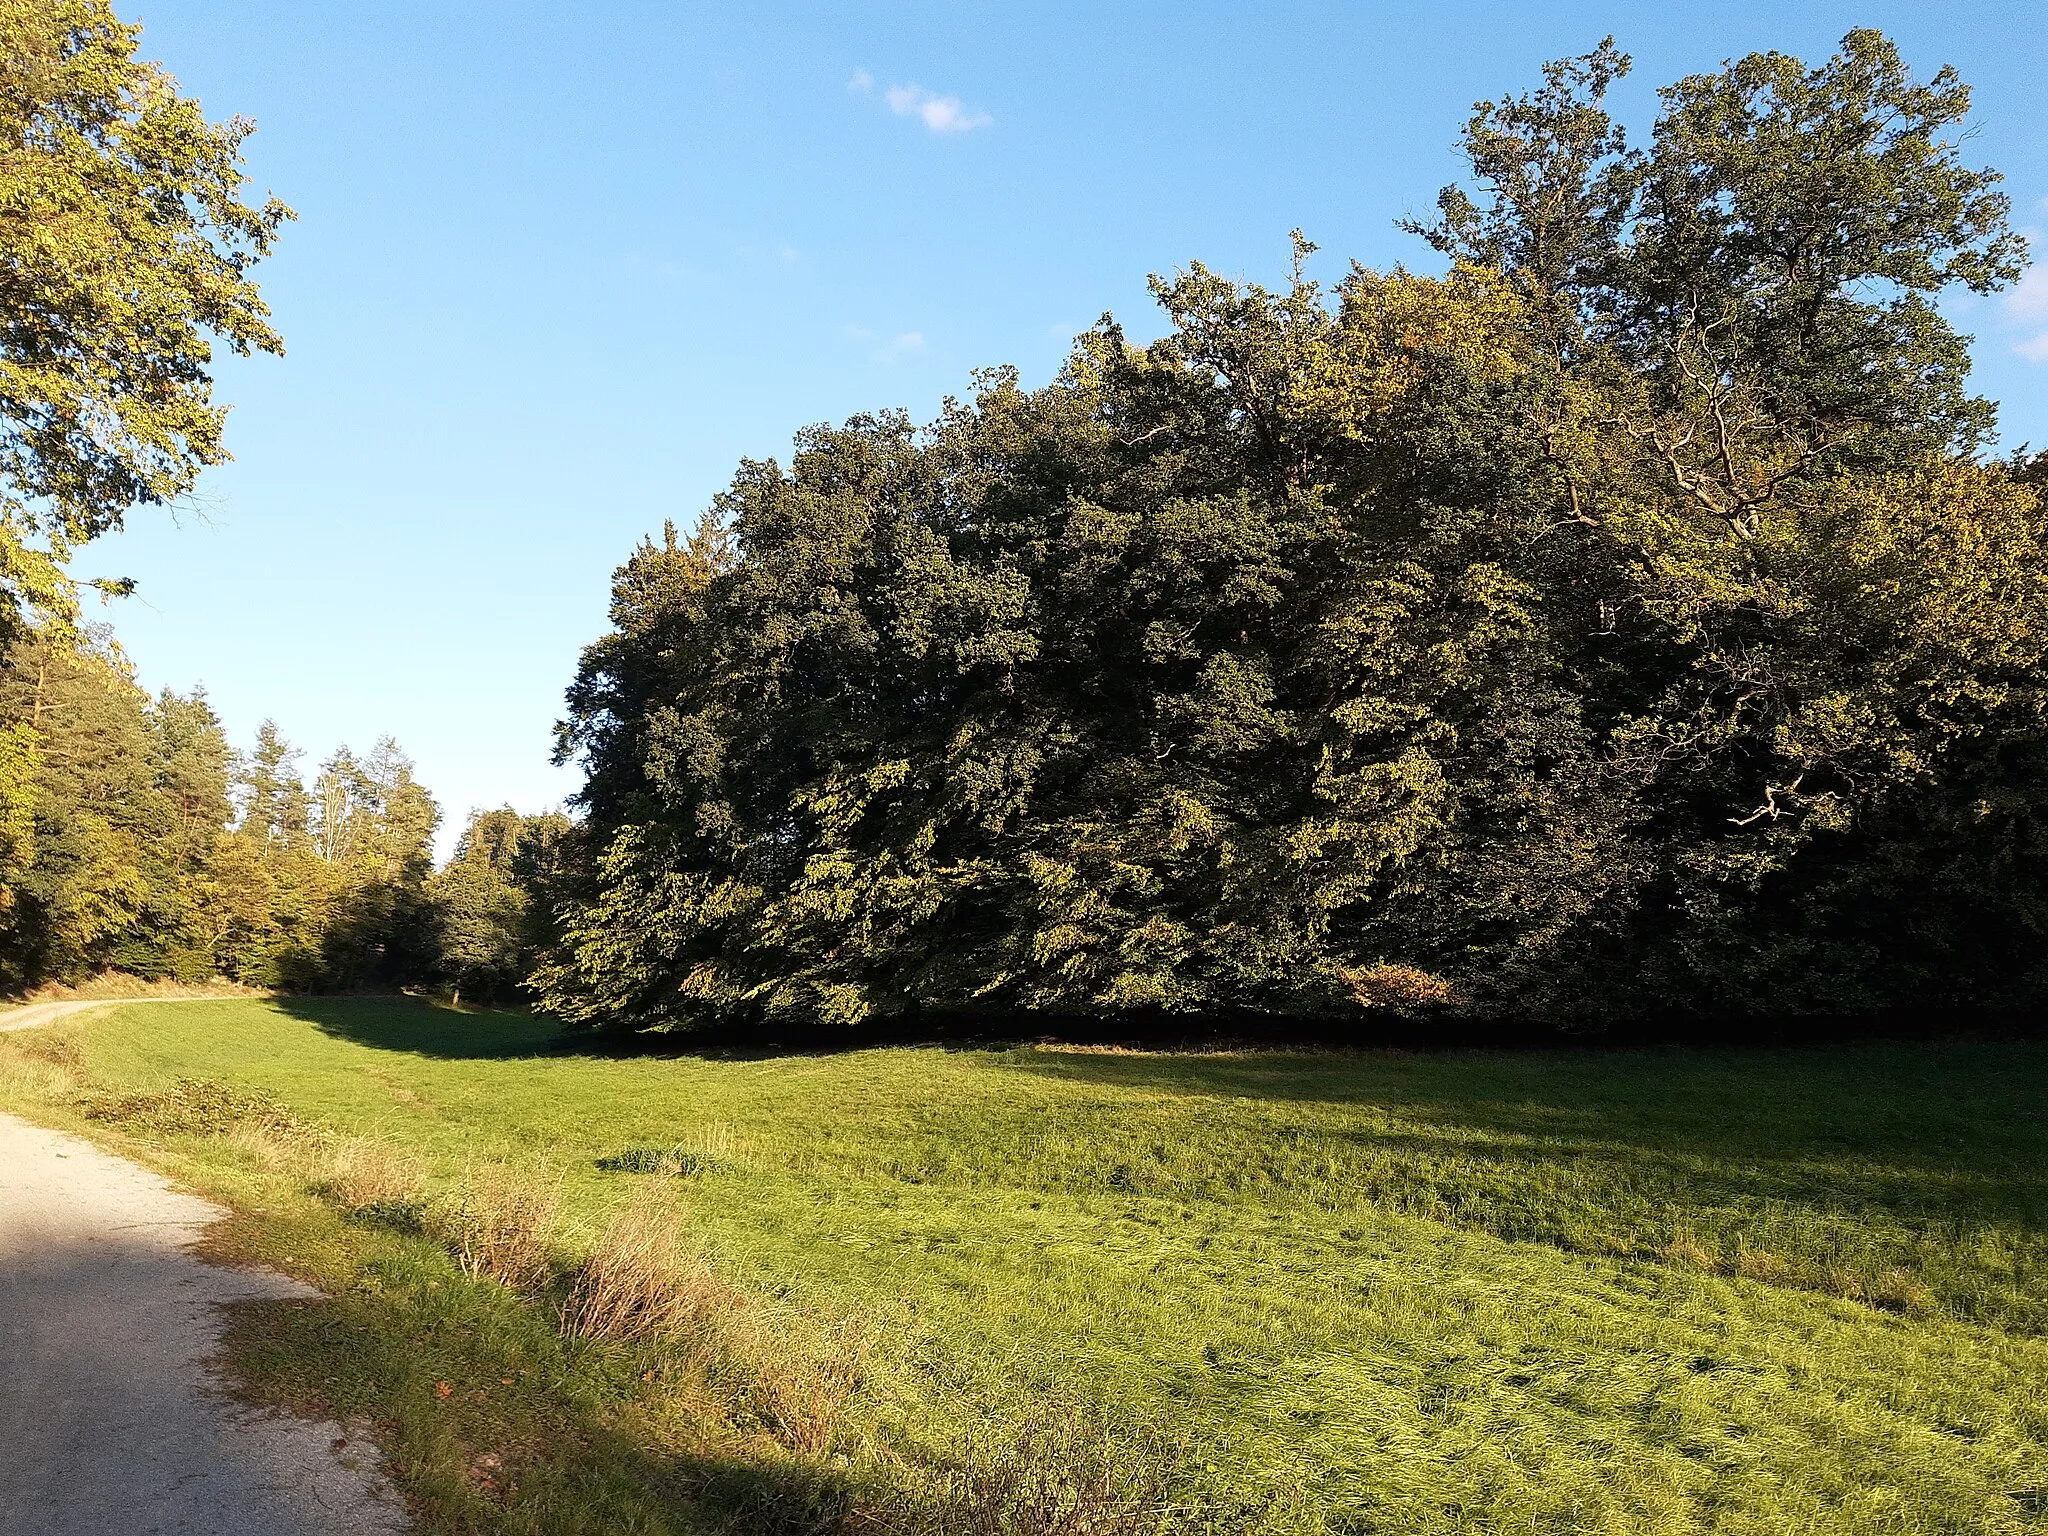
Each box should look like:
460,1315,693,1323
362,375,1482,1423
0,623,535,994
426,806,570,1003
0,0,288,638
0,614,576,998
546,31,2042,1034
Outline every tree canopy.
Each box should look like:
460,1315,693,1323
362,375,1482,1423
540,32,2044,1035
0,623,567,998
0,0,289,637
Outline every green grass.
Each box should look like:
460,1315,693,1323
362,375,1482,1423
6,997,2048,1533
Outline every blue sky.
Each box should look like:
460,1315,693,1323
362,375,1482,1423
84,1,2048,853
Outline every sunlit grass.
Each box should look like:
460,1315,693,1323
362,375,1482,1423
6,997,2048,1533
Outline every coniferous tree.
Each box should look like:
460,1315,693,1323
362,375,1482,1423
237,721,310,849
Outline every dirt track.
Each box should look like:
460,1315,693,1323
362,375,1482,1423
0,1003,410,1535
0,996,224,1033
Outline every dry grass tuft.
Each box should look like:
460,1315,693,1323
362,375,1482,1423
1734,1247,1787,1282
751,1329,864,1458
12,972,266,1003
563,1188,865,1456
1662,1230,1716,1270
1868,1266,1937,1316
80,1077,298,1137
321,1138,426,1225
891,1409,1192,1536
5,1029,83,1069
562,1186,728,1342
442,1161,562,1289
0,1032,83,1099
218,1117,316,1174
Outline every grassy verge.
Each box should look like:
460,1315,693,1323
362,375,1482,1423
4,998,2048,1533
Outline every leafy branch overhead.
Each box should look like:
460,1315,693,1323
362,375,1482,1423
0,0,290,636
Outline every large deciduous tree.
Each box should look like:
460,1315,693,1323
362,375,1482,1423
0,0,286,929
543,31,2040,1035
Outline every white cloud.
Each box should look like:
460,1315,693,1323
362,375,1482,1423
883,82,991,134
2011,265,2048,321
847,69,873,92
842,324,926,362
2009,265,2048,363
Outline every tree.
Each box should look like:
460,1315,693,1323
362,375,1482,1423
429,861,523,1005
0,2,290,987
431,807,575,1005
357,737,439,884
0,627,159,981
149,688,229,871
454,807,526,873
0,0,289,638
543,32,2040,1035
236,720,309,849
0,617,461,994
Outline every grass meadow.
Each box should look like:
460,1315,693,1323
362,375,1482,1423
4,997,2047,1533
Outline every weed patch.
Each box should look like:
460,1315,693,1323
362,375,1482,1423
597,1145,734,1177
438,1161,561,1289
80,1076,297,1137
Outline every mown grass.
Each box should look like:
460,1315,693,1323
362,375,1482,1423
4,997,2048,1533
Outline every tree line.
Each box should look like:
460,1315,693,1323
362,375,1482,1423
5,11,2046,1036
0,3,562,1005
536,32,2048,1034
0,623,566,1001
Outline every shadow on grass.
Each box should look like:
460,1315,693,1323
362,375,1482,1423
271,996,592,1062
276,985,2048,1066
1001,1038,2048,1175
992,1040,2048,1331
220,1274,861,1536
267,996,2048,1184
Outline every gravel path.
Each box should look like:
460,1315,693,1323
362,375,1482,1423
0,997,219,1033
0,1003,410,1535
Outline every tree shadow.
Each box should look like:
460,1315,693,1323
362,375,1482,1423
999,1039,2048,1186
271,995,593,1062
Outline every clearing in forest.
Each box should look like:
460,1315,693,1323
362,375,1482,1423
3,997,2044,1534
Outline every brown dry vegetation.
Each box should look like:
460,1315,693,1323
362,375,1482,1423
442,1161,562,1290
